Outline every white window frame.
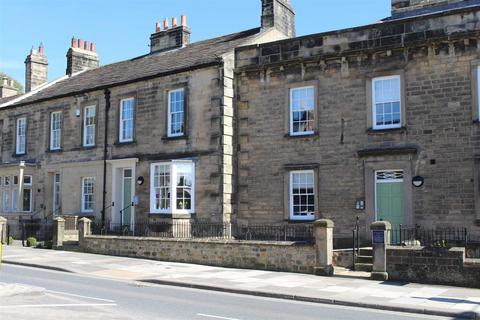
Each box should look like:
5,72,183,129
150,161,195,215
477,66,480,118
16,117,26,155
167,88,185,138
289,86,315,136
289,170,316,221
372,75,402,130
2,176,9,213
83,105,96,147
50,111,62,151
81,177,95,213
53,173,61,214
119,98,135,143
22,175,33,213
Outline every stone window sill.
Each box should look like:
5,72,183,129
366,127,406,135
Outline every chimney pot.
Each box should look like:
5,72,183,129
163,18,169,30
181,15,187,26
155,22,161,32
38,43,44,55
90,42,96,52
72,37,77,48
78,39,83,49
84,40,90,50
172,17,178,28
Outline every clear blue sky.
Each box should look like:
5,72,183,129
0,0,390,88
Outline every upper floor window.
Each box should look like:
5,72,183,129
50,111,62,151
83,105,96,147
290,86,315,136
150,161,195,214
289,170,315,221
372,76,401,130
119,98,135,143
168,89,185,137
16,117,26,155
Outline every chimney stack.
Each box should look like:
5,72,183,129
0,76,19,98
261,0,296,38
66,36,100,75
25,43,48,92
150,15,191,54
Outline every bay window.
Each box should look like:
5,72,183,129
150,161,195,214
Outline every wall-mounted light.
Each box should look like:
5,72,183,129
412,176,424,188
75,108,81,117
137,176,145,186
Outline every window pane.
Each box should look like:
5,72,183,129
168,90,185,136
290,87,314,134
290,171,315,218
373,77,401,128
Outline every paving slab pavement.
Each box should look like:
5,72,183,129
2,245,480,319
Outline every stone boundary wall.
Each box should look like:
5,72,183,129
333,249,354,269
387,246,480,288
80,235,317,274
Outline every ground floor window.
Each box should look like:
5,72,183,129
81,177,95,213
0,175,33,213
150,161,195,214
289,170,315,221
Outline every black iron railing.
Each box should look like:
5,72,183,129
390,225,469,248
91,220,314,243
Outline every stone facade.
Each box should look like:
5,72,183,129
0,1,293,233
235,1,480,243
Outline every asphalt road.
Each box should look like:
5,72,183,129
0,264,459,320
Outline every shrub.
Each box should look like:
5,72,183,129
26,237,37,247
7,236,14,245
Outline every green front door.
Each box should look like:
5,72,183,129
122,169,132,227
375,171,405,226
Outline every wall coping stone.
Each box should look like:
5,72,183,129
314,219,334,228
84,235,312,247
371,221,392,230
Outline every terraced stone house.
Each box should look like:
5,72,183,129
235,0,480,244
0,0,295,235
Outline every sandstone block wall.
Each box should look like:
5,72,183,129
81,235,316,274
387,246,480,288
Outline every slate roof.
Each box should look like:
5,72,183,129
0,95,21,105
384,0,480,21
7,27,261,107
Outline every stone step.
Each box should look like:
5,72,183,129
359,248,372,256
354,263,373,272
355,255,373,264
